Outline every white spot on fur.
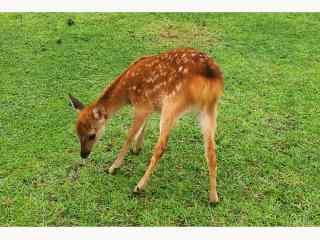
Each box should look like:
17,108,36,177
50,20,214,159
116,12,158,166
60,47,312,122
154,84,160,90
176,83,182,91
146,77,153,83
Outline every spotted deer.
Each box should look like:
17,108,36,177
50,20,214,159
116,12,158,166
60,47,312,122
69,48,224,203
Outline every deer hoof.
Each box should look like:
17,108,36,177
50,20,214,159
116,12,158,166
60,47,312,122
130,147,142,155
208,201,219,207
133,185,144,194
108,166,118,175
209,193,219,205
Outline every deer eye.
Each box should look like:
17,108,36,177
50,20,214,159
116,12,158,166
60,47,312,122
88,134,96,140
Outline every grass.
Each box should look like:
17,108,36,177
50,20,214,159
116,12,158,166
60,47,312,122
0,13,320,226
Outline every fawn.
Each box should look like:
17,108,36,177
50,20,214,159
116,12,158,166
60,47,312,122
69,48,224,203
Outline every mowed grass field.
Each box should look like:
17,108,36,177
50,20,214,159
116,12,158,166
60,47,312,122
0,13,319,226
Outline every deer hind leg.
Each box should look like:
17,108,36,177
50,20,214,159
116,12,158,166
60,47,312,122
200,101,219,204
108,108,150,174
133,100,187,193
131,120,147,155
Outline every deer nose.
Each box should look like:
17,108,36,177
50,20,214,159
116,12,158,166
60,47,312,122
80,151,90,159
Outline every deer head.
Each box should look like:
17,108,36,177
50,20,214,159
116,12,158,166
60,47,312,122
68,94,106,159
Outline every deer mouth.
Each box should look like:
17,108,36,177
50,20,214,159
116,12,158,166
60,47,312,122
80,151,90,159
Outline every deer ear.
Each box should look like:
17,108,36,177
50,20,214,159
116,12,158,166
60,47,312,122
68,94,85,112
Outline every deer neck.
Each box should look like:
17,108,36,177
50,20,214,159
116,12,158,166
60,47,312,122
93,79,127,118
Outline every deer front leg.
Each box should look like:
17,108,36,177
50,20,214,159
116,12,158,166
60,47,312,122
108,109,150,174
133,101,186,193
200,103,219,204
133,129,170,192
131,121,147,155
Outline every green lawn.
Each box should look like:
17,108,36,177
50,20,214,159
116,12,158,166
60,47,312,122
0,13,319,226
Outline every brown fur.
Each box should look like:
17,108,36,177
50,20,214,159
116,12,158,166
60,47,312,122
69,48,224,203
